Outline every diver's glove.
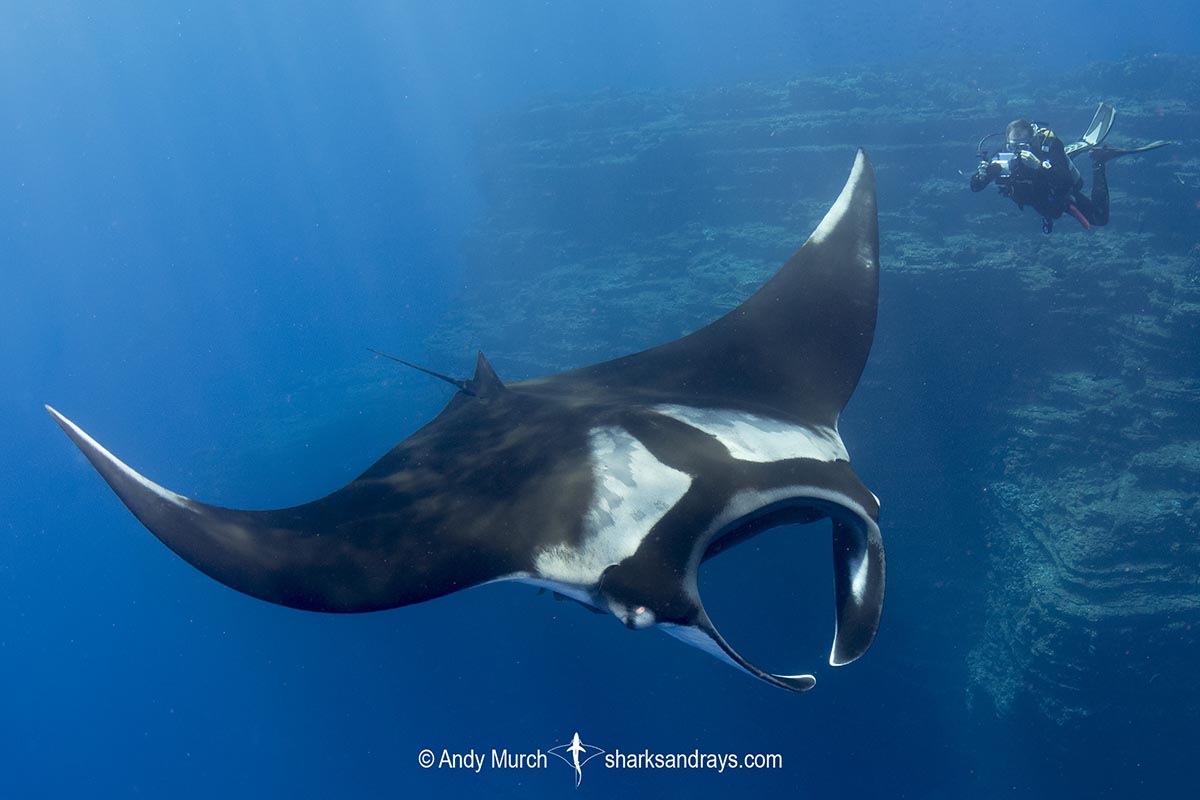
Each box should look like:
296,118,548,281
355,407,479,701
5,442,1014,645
970,159,992,191
1019,150,1049,171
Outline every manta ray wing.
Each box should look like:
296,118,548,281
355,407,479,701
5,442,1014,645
46,353,593,613
49,151,884,691
523,149,878,428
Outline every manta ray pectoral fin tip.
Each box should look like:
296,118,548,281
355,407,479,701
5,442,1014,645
807,148,875,246
46,404,84,441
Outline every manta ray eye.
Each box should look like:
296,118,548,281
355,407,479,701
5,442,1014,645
627,605,656,629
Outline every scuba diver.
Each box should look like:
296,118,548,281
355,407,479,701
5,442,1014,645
971,103,1172,233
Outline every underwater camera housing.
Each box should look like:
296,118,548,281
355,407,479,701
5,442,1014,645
992,152,1017,181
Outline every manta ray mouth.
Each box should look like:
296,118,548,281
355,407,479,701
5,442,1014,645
682,492,885,691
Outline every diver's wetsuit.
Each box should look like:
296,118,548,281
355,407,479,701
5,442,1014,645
971,127,1109,231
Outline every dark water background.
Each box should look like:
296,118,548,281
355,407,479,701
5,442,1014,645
3,2,1198,797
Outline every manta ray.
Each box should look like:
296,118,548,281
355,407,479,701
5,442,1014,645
48,150,883,692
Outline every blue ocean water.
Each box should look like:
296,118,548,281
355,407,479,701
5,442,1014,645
3,2,1199,797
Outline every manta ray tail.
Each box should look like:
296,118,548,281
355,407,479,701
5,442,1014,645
368,348,471,393
369,348,507,399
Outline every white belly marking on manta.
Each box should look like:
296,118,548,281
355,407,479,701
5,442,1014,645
533,426,691,587
653,404,848,463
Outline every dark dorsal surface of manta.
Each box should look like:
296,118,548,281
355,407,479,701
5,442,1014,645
48,150,884,692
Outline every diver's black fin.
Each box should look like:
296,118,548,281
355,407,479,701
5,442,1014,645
1065,103,1117,157
1070,103,1113,155
467,351,506,397
1090,140,1175,164
367,348,472,394
1082,102,1115,147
